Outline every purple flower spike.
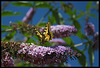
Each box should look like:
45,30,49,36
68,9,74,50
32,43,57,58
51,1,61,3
40,25,77,38
93,32,99,40
84,23,95,36
91,32,99,50
22,8,36,24
17,43,81,66
49,38,67,45
1,52,14,67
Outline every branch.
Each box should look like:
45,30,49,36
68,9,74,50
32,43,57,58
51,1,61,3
74,42,88,47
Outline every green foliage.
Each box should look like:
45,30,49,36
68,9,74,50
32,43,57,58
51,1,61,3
17,21,23,25
75,31,88,40
1,11,22,17
88,44,94,66
78,52,88,67
2,31,16,41
35,2,53,8
86,1,92,11
1,25,13,29
37,22,47,27
1,1,99,67
73,19,81,31
72,47,87,67
75,11,85,20
25,38,37,45
62,37,74,47
32,35,39,41
60,2,73,17
41,41,52,46
88,13,98,18
22,32,31,38
48,15,56,25
52,9,65,25
11,1,33,7
15,62,23,67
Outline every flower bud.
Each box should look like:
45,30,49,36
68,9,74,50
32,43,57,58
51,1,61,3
84,23,95,36
93,32,99,40
22,8,36,24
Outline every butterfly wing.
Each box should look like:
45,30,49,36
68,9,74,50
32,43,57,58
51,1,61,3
33,25,43,42
33,22,53,44
43,22,53,41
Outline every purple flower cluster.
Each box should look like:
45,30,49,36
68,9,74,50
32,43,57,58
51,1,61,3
93,32,99,40
40,25,77,38
22,8,36,24
1,52,14,67
92,32,99,50
84,23,95,36
49,38,67,45
17,43,81,66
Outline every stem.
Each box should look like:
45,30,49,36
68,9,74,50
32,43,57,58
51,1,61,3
74,42,88,47
2,28,20,32
74,43,83,47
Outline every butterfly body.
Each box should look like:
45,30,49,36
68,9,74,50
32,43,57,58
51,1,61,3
33,22,53,44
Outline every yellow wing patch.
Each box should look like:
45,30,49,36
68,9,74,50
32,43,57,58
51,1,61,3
33,22,53,44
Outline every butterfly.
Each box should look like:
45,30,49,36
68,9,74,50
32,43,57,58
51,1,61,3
33,22,53,44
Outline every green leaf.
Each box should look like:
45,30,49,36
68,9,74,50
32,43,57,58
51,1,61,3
23,33,31,38
11,21,23,25
1,11,22,16
48,15,56,25
75,11,85,19
73,19,81,31
17,21,23,24
15,62,23,67
34,1,46,4
82,42,89,53
75,31,88,40
33,35,39,41
35,2,53,8
60,2,73,16
88,13,97,18
88,45,94,66
1,25,14,29
1,25,14,33
37,22,47,27
2,31,16,41
62,37,74,47
41,42,52,46
52,9,65,25
78,51,88,67
72,47,87,67
25,38,37,45
11,1,33,7
86,1,92,11
73,8,77,15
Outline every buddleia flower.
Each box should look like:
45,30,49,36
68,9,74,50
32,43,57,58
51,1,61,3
49,38,67,45
40,25,77,38
17,43,81,66
91,32,99,50
22,8,36,24
1,52,14,67
93,32,99,40
84,23,95,36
